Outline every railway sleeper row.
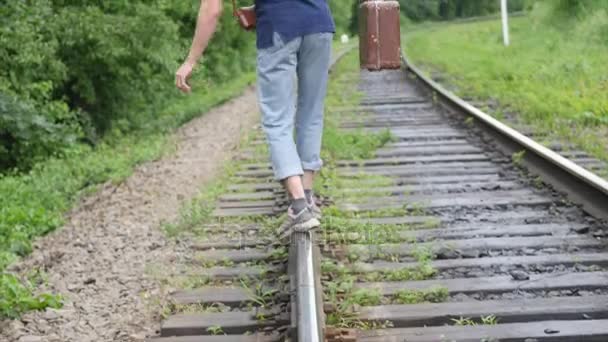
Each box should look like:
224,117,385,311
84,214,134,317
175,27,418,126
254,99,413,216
149,53,608,341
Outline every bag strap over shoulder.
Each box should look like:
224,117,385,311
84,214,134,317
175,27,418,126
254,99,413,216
231,0,238,16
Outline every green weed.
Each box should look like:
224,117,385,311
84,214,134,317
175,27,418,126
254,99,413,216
324,276,390,329
320,216,407,245
320,50,445,329
323,205,413,220
162,130,268,237
0,273,62,319
372,263,437,282
393,286,449,304
452,315,499,326
452,316,478,326
511,150,526,166
350,288,383,306
241,280,277,308
481,314,499,325
207,325,225,335
180,275,212,289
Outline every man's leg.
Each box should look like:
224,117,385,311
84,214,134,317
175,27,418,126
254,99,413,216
295,33,333,214
257,33,319,231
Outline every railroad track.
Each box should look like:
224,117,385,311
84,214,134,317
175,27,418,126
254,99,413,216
148,50,608,342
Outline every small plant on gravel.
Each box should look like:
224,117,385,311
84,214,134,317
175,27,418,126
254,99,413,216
481,314,499,325
354,320,394,331
162,162,239,237
412,245,435,263
326,310,358,329
511,150,526,167
422,217,442,229
206,325,225,335
452,315,499,327
533,176,545,189
324,276,383,328
407,202,430,216
393,286,449,304
181,275,212,289
269,247,288,261
452,316,478,326
349,288,383,306
386,253,401,263
327,303,393,331
220,258,235,267
323,205,413,220
321,260,350,278
241,280,277,308
255,311,268,322
158,300,173,320
321,216,404,245
198,258,217,268
380,264,437,282
393,290,425,304
315,163,393,202
0,273,63,319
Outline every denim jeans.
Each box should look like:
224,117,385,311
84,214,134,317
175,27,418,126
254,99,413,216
257,32,333,181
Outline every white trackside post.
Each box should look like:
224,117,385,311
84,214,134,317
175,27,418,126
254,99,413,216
501,0,510,46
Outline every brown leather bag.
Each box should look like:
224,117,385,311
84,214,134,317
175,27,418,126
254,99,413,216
232,0,256,31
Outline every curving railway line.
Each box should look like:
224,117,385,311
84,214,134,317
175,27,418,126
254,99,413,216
148,49,608,342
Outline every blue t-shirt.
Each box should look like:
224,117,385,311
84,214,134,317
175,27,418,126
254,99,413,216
254,0,335,49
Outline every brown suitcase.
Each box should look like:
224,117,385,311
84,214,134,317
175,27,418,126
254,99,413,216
359,0,402,71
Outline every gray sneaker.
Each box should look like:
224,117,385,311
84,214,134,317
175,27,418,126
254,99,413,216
278,207,320,241
308,197,322,220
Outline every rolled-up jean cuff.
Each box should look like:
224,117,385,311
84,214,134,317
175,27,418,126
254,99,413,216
302,160,323,172
275,165,304,181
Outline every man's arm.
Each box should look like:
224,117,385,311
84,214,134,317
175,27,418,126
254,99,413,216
175,0,223,93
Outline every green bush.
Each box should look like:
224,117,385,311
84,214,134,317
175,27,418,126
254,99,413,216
0,0,359,173
0,94,77,169
0,1,80,169
54,4,183,135
330,0,357,36
0,0,258,171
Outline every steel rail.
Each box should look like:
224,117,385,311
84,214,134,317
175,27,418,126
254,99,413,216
402,54,608,220
290,46,355,342
294,232,322,342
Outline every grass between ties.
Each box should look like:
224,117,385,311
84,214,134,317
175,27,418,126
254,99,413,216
154,49,448,331
149,126,286,320
317,52,449,330
149,46,367,321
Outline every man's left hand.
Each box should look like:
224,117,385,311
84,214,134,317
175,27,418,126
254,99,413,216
175,61,195,93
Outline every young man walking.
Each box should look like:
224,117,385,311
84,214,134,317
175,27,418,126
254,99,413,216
176,0,335,234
